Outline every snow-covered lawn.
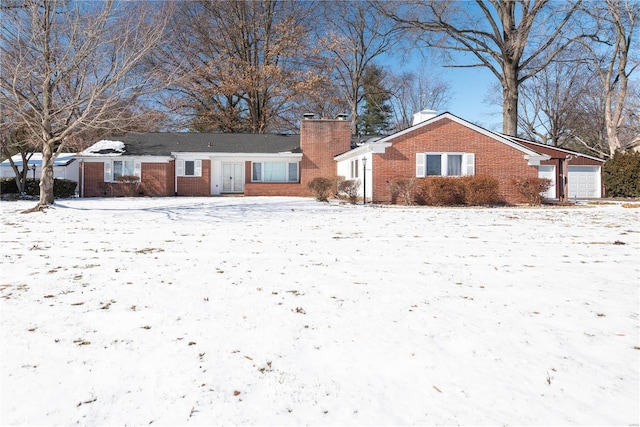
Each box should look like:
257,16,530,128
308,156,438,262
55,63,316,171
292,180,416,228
1,197,638,426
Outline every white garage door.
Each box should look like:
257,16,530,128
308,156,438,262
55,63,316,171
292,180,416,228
568,166,601,198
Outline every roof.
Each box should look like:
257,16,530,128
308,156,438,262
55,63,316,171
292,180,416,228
375,112,545,157
79,132,301,157
0,153,76,167
503,136,605,163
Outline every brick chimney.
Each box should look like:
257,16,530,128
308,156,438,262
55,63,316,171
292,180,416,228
300,115,351,186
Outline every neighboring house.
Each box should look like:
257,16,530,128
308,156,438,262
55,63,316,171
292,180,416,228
335,111,604,203
0,153,79,182
75,117,350,198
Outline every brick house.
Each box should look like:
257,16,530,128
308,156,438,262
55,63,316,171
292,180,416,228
335,112,604,204
76,116,350,198
76,111,603,202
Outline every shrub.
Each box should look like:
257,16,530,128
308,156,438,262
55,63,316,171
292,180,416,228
337,179,361,204
415,177,465,206
414,175,502,206
389,178,416,205
603,151,640,197
0,177,76,198
54,179,78,198
512,177,552,205
462,175,502,205
307,177,335,202
116,175,141,197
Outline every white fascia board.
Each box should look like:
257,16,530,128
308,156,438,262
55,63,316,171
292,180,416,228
523,154,551,166
172,152,302,160
333,142,392,161
376,113,543,157
77,155,172,163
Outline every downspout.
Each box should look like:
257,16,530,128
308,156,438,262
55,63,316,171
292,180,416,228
174,159,178,196
562,155,574,203
80,159,84,198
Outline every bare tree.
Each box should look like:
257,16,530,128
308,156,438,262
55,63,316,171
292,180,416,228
377,0,582,136
0,0,169,209
516,51,594,147
580,0,639,156
319,0,404,135
387,68,453,131
157,0,323,133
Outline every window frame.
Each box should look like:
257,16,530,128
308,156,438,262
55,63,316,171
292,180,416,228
251,161,299,183
177,159,202,177
104,159,141,182
416,152,475,178
350,158,359,179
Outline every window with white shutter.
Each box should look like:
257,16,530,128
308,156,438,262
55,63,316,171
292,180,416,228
416,152,475,177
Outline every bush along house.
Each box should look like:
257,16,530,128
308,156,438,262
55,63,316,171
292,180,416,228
76,111,603,203
334,111,604,204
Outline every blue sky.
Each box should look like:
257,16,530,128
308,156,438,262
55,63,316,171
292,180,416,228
439,65,503,131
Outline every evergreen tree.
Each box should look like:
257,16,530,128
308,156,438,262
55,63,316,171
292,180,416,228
357,65,393,135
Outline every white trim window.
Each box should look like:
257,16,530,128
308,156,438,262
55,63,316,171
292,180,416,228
349,158,359,179
104,159,141,182
252,161,299,182
416,152,475,177
177,159,202,177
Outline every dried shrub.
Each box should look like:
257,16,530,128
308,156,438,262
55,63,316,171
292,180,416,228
116,175,141,197
461,175,502,206
414,176,502,206
512,177,552,205
389,178,416,205
337,179,361,204
415,177,465,206
307,177,335,202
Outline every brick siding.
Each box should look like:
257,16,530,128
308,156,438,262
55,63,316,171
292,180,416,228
300,119,351,188
176,160,211,196
372,118,539,204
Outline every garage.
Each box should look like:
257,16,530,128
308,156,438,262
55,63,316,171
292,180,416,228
568,166,601,198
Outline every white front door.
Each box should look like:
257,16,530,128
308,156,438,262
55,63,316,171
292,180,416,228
222,162,244,193
538,165,556,199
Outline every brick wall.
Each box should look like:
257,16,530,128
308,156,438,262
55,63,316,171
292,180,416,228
140,162,174,196
81,162,105,197
176,160,211,196
244,182,310,196
372,118,539,204
300,119,351,188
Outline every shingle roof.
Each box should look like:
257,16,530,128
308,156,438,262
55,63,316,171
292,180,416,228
103,132,301,156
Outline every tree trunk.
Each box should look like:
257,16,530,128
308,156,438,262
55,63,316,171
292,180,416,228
502,63,519,136
38,140,55,206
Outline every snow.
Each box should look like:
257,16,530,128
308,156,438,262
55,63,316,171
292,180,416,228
1,197,638,426
0,152,76,167
79,139,125,156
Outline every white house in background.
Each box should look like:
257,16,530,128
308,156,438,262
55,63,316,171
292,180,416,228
0,153,79,182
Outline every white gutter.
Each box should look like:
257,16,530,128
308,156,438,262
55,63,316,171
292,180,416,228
334,142,392,161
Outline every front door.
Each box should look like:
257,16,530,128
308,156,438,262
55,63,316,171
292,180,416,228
222,162,244,193
538,165,556,199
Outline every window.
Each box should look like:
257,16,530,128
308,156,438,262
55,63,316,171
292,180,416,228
113,160,134,180
350,159,359,179
252,161,299,182
104,159,140,182
417,153,475,177
177,159,202,177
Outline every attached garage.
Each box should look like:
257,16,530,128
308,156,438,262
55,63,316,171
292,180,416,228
568,166,601,198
